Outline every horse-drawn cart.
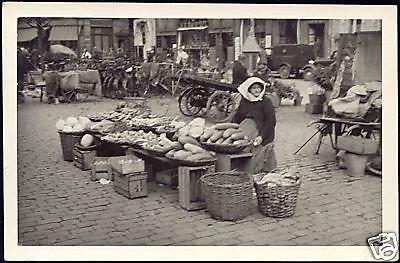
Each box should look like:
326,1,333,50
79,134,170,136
174,73,238,123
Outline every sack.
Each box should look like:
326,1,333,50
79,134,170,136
336,136,379,155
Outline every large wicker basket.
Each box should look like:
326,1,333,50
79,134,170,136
201,141,251,154
200,171,254,221
254,174,301,218
58,131,84,161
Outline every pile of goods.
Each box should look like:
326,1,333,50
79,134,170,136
101,130,159,146
125,116,185,134
253,169,299,187
56,116,93,133
89,119,115,134
200,122,251,147
80,134,95,147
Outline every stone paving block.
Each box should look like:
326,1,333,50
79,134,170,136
171,233,197,243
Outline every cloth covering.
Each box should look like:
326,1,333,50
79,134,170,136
76,70,102,96
58,71,80,91
328,81,382,118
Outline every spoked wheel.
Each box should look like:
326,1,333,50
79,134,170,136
206,91,236,123
178,87,208,117
76,88,90,102
60,88,77,103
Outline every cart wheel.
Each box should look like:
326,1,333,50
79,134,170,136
206,91,236,123
303,67,314,81
279,64,291,79
61,88,76,103
178,87,208,116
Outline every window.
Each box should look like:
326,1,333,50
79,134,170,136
279,20,297,44
156,36,162,48
255,32,266,47
222,32,233,47
308,27,316,45
209,33,216,47
356,19,362,32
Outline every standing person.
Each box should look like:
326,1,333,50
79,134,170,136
81,48,92,59
17,47,34,104
231,77,277,173
30,47,41,69
313,38,322,59
232,54,249,88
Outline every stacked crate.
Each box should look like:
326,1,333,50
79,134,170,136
90,157,112,181
72,144,97,171
110,156,147,199
305,94,324,114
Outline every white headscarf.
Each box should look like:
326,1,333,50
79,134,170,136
237,77,266,102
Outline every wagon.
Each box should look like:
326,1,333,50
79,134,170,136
174,72,238,123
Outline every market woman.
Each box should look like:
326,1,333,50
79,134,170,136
231,77,277,173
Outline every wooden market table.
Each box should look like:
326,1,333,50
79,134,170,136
294,116,381,155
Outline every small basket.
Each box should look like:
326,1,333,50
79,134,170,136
200,171,254,221
254,173,301,218
201,141,251,154
58,131,85,161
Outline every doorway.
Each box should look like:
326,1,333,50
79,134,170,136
308,23,325,58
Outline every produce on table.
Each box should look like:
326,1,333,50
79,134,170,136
56,116,94,133
80,134,94,147
101,130,159,146
202,122,251,147
90,119,115,134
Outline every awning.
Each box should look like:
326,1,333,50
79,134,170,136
17,27,38,42
48,26,80,41
177,26,208,31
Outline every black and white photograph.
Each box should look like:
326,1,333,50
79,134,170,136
3,2,398,261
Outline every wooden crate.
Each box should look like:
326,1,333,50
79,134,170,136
90,157,112,181
112,167,148,199
156,168,178,189
215,152,253,173
109,155,145,175
178,165,215,211
72,145,97,171
305,103,323,114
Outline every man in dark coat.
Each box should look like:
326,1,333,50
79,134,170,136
232,54,249,88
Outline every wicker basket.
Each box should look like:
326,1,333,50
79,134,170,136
200,171,254,221
201,141,251,154
58,131,84,161
254,174,301,218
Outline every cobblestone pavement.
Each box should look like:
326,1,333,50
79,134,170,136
16,86,382,247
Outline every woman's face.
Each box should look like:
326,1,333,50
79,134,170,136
249,83,263,97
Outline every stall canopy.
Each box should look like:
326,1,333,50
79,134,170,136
17,27,38,42
48,26,80,41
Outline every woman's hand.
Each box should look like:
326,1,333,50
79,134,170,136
253,136,263,146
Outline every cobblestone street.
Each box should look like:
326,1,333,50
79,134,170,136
16,89,382,248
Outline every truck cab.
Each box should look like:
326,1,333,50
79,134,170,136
267,44,315,79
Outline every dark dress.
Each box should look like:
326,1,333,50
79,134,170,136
232,61,249,87
231,96,276,146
